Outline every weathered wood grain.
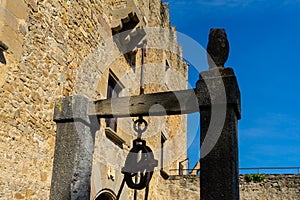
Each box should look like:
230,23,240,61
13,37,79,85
88,89,200,117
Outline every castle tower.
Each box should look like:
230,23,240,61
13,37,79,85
0,1,187,199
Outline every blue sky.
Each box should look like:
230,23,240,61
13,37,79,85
166,0,300,171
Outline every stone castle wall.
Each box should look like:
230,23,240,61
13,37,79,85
0,0,187,199
159,174,300,200
240,174,300,200
1,1,300,200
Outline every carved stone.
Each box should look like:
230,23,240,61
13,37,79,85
207,28,229,68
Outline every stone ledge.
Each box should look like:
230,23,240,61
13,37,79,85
0,24,23,59
0,7,19,30
105,127,125,149
5,0,28,20
53,96,89,122
0,40,8,51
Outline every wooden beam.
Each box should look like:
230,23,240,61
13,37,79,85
88,89,199,118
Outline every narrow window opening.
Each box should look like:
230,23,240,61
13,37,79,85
106,72,122,132
165,59,170,71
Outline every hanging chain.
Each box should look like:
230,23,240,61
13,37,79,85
117,40,155,200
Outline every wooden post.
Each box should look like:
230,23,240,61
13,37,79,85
50,96,99,200
197,29,241,200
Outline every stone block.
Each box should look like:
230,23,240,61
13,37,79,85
25,0,38,12
0,62,6,87
18,19,27,36
14,193,25,199
0,0,5,7
0,7,19,30
6,0,28,19
51,96,99,200
0,24,23,59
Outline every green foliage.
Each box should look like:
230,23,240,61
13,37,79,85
245,174,265,182
245,174,254,182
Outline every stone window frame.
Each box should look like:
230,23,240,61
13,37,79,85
105,71,123,132
104,70,126,149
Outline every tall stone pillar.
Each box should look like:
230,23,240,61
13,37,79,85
197,29,241,200
50,95,99,200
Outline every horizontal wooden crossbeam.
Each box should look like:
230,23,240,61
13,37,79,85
88,89,200,118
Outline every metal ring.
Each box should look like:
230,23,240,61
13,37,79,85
133,118,148,133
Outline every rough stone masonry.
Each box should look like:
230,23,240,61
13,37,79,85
160,175,300,200
0,0,188,199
